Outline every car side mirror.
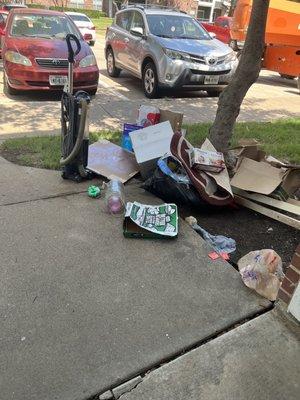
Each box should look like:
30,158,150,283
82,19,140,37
83,33,93,42
209,32,217,39
130,27,145,39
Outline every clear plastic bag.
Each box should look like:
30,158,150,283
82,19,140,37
238,249,284,301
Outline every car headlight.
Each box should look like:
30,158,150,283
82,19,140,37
163,48,191,62
79,54,97,68
225,51,237,62
5,51,31,66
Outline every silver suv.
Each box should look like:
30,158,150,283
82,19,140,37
105,6,238,98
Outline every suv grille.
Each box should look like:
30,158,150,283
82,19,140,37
189,54,227,66
36,58,68,69
189,54,206,64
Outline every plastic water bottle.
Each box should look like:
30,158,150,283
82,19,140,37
105,180,125,215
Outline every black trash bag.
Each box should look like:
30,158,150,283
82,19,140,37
142,165,207,208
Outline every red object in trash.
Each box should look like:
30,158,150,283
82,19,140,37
208,252,220,260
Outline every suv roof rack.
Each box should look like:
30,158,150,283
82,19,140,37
120,3,184,12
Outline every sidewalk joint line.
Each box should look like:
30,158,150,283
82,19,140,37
0,190,86,207
91,304,274,400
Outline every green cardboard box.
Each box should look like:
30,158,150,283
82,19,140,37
123,202,178,239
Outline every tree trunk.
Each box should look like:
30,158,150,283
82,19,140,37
209,0,270,152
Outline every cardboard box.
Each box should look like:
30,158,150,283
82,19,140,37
129,121,174,180
159,109,183,132
231,157,287,195
87,140,139,183
123,202,178,239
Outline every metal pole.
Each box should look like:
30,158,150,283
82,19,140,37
209,0,216,22
68,63,73,94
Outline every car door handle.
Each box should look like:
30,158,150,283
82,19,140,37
124,37,129,43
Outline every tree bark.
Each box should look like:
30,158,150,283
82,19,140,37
209,0,270,152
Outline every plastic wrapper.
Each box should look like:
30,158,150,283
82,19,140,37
142,155,207,208
185,216,236,254
238,249,284,301
137,105,160,127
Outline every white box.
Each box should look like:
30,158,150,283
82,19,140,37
129,121,174,179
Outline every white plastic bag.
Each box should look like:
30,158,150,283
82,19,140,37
238,249,284,301
137,105,160,127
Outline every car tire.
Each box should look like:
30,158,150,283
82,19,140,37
4,73,18,96
142,61,159,99
106,48,121,77
90,40,95,47
206,89,222,97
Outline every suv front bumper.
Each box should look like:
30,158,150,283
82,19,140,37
161,68,233,89
157,56,238,89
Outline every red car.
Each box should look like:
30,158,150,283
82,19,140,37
0,10,8,57
200,16,232,45
3,8,99,95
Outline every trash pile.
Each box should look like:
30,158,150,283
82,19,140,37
85,105,299,231
83,105,299,298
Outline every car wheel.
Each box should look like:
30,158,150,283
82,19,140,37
90,40,95,47
142,62,159,99
206,90,222,97
106,48,121,77
3,73,18,95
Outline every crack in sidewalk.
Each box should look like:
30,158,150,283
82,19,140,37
92,305,274,400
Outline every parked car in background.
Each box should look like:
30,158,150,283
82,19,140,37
0,10,8,57
200,16,232,45
66,12,96,46
3,8,99,95
1,4,28,11
105,5,238,98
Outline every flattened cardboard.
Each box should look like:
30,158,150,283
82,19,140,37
232,139,266,163
281,169,300,197
87,140,139,183
159,109,183,132
201,139,233,197
231,157,287,195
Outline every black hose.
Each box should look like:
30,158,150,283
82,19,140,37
60,98,87,166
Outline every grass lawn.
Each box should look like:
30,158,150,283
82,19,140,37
1,119,299,170
91,17,113,36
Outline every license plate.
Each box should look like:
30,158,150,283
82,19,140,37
49,75,68,86
204,75,219,85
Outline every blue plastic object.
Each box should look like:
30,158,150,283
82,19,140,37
121,123,143,152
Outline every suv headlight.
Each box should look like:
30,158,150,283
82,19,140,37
5,51,31,66
79,54,97,68
164,48,191,62
225,51,237,62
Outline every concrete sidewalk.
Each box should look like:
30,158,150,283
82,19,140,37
0,157,271,400
120,306,300,400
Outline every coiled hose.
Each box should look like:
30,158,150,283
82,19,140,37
60,94,88,170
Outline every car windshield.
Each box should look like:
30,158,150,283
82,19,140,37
0,13,8,23
10,14,80,40
146,14,211,40
69,14,90,22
